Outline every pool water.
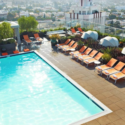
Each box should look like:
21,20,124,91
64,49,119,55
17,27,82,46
0,52,103,125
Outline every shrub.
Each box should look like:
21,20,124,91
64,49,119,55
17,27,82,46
117,56,125,63
18,16,38,32
102,53,112,64
120,38,125,43
7,38,15,44
78,40,83,46
49,34,60,40
110,48,122,58
49,29,54,31
0,22,13,40
67,35,75,39
0,38,15,45
101,47,112,54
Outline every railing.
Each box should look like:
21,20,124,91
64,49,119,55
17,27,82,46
37,19,125,39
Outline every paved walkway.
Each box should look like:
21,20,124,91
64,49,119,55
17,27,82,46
37,41,125,125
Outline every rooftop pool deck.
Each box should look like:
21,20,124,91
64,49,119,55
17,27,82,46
36,41,125,125
1,40,125,125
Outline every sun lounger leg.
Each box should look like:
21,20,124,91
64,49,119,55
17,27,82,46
107,75,109,80
108,77,110,80
115,80,117,84
86,63,88,67
81,61,83,65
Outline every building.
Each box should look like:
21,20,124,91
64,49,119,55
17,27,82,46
0,10,8,19
65,0,106,32
20,11,29,17
115,6,125,11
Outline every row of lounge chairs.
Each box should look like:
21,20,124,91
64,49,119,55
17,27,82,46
56,39,78,53
56,39,103,67
23,34,43,44
71,27,84,34
95,58,125,84
56,39,125,84
70,46,103,67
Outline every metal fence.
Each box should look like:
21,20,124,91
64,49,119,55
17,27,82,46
37,19,125,39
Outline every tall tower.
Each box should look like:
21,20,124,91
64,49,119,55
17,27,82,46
65,0,106,32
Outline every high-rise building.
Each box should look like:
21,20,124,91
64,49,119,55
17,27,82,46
65,0,106,32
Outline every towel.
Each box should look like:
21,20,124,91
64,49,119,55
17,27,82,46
64,48,67,51
75,54,78,57
113,74,117,79
70,52,74,54
105,70,109,74
80,57,83,60
57,44,59,47
98,66,102,70
85,60,89,63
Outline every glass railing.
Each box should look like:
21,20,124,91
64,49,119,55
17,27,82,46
37,19,125,39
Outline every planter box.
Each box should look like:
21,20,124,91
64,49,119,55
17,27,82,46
0,43,16,52
51,40,57,46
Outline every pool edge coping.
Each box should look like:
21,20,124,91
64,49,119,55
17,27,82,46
34,50,112,125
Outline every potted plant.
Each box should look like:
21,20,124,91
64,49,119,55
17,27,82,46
49,34,60,46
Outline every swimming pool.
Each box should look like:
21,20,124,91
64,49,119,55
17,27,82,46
0,52,112,125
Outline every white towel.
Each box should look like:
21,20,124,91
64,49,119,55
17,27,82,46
80,57,83,59
57,44,59,46
105,70,109,74
70,52,74,54
86,60,89,63
113,74,117,78
98,66,102,70
64,48,67,51
75,54,78,57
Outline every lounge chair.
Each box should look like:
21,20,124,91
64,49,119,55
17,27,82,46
59,40,75,50
71,28,76,34
23,35,32,45
84,52,103,67
78,50,98,64
95,58,117,75
34,33,43,42
56,39,71,47
74,48,92,61
109,68,125,84
69,46,87,58
78,27,84,33
62,42,78,54
102,62,125,79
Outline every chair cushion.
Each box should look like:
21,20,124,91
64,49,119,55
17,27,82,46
2,52,8,56
24,49,30,52
13,50,19,54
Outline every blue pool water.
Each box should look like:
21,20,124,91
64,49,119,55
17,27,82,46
0,52,103,125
